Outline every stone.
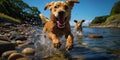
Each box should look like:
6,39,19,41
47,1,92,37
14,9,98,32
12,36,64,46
10,35,27,41
88,34,103,38
22,47,35,55
16,40,25,44
1,50,17,59
17,42,32,48
15,35,27,41
9,31,27,41
0,40,10,43
8,53,27,60
0,35,11,42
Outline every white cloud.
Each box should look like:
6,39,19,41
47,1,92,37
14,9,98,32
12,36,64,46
83,20,92,26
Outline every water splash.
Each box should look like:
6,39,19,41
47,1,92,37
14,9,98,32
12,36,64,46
34,33,53,57
34,31,69,59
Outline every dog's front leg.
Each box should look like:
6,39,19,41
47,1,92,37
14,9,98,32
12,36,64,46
65,33,73,50
48,32,61,48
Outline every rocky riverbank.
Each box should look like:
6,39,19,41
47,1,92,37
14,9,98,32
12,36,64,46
0,22,38,60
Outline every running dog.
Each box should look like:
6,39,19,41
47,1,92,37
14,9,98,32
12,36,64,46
74,20,85,33
40,0,79,50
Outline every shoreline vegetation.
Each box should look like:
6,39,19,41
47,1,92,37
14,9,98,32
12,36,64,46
0,0,42,26
90,1,120,28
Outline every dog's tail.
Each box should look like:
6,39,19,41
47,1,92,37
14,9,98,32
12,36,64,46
39,14,49,23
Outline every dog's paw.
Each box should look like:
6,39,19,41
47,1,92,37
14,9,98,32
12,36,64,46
53,40,61,48
66,42,73,50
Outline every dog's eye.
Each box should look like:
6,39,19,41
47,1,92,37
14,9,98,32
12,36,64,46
54,6,58,8
64,5,68,10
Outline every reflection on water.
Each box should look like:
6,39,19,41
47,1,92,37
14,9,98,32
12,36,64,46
33,27,120,60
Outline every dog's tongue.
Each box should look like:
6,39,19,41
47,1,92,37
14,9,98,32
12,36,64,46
56,17,65,28
57,17,64,24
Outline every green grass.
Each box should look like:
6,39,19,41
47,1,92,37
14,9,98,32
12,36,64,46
0,13,21,23
101,14,120,25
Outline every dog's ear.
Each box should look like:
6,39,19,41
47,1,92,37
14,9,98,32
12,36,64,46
82,20,85,22
66,0,79,8
44,2,54,10
44,3,51,10
74,20,78,23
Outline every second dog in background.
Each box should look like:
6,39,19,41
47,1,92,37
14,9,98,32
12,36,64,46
74,20,85,35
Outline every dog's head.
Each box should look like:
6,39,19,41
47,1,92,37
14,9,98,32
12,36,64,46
74,20,85,27
44,0,79,28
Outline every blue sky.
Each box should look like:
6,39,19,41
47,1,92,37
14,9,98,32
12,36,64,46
23,0,119,26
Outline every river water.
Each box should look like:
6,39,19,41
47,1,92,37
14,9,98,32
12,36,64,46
28,26,120,60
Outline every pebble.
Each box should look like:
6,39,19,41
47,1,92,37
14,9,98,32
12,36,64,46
2,50,17,59
8,53,24,60
22,47,35,55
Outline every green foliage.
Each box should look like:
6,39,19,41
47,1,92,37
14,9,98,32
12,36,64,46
90,1,120,26
102,14,120,25
90,15,109,25
0,13,21,23
110,1,120,15
0,0,42,25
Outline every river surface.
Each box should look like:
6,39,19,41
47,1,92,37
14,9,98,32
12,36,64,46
28,26,120,60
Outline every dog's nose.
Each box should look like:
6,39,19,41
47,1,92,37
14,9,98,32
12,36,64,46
58,11,65,16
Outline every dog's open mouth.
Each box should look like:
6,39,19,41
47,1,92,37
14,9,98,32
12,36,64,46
56,17,66,28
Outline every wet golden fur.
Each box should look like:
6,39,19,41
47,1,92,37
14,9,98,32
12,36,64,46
40,0,79,50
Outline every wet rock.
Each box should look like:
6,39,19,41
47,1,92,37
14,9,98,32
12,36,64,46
22,47,35,55
15,35,27,41
0,35,11,42
8,53,32,60
16,40,25,44
10,34,27,41
17,42,32,48
88,34,103,38
0,42,16,56
9,31,19,40
1,23,12,28
4,33,11,37
4,23,12,26
0,40,10,43
1,50,17,59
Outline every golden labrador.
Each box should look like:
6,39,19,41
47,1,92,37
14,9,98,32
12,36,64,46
40,0,79,50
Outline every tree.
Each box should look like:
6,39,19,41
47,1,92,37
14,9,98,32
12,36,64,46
110,1,120,15
0,0,42,25
91,15,109,25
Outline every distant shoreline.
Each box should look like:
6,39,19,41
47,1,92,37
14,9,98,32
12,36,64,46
70,25,120,28
88,25,120,28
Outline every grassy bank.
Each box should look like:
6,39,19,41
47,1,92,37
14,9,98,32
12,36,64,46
0,13,21,23
102,14,120,25
90,14,120,27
